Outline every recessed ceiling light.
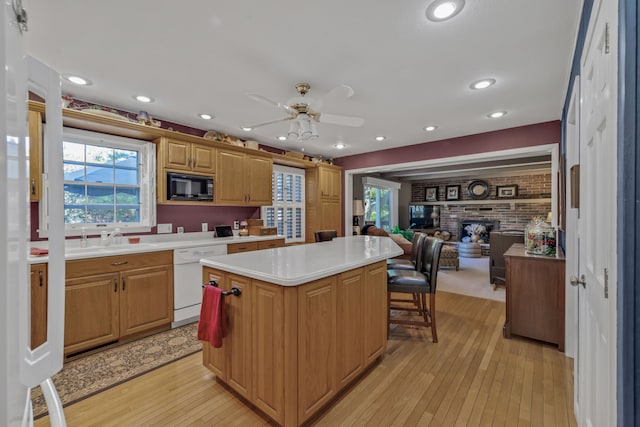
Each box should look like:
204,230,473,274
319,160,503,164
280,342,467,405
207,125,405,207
470,78,496,90
424,125,438,132
426,0,465,22
63,74,91,86
134,95,153,103
241,126,253,131
333,143,346,150
198,113,213,120
375,136,386,141
488,111,507,118
277,136,287,141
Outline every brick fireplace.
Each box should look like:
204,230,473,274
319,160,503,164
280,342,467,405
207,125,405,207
459,219,500,243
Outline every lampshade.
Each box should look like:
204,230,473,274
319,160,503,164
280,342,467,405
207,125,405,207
136,110,150,123
353,199,365,216
299,114,312,140
287,120,300,139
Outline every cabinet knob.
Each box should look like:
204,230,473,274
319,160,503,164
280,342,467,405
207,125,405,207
122,278,126,291
570,274,586,288
114,278,117,292
39,270,43,287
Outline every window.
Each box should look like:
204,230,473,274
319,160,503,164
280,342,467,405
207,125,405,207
261,165,305,243
40,127,156,236
362,176,401,231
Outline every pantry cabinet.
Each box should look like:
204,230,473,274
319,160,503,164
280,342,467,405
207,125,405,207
305,164,343,243
30,263,48,348
64,251,173,355
216,148,273,206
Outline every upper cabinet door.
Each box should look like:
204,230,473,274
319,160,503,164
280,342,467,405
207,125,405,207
191,143,216,173
246,155,273,205
216,149,246,204
164,138,191,170
318,166,341,200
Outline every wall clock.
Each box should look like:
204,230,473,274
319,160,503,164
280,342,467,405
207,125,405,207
468,180,489,200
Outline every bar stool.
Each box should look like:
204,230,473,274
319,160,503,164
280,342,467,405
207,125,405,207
387,236,443,342
314,230,337,242
387,232,426,271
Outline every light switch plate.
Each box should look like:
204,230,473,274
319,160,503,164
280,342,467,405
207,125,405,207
157,223,172,234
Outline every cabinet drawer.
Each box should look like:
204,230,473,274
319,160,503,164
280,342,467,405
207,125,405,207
257,239,285,250
66,250,173,278
227,242,259,254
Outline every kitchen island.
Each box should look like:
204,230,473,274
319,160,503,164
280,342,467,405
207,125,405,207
200,235,403,427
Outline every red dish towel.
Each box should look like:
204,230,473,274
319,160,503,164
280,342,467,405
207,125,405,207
30,248,49,256
197,286,227,348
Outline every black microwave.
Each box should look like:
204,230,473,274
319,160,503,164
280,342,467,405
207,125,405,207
167,172,213,201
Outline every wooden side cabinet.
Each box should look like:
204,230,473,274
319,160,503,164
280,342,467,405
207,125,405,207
305,164,343,243
503,243,565,351
216,148,273,206
30,263,48,348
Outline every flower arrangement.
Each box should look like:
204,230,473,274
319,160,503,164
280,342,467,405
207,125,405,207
464,223,486,236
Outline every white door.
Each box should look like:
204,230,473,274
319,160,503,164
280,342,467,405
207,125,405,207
576,0,617,425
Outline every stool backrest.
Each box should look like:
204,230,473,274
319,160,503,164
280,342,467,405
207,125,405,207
412,232,427,271
314,230,337,242
421,237,444,293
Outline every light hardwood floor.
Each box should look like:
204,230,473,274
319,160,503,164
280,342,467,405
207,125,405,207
35,291,576,426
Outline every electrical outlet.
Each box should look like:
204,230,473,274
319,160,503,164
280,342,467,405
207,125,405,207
201,223,208,232
177,226,184,234
233,220,240,229
157,223,172,234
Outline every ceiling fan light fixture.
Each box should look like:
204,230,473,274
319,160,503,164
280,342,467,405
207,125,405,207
287,121,300,139
308,121,319,139
426,0,465,22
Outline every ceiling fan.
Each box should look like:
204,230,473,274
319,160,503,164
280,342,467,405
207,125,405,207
244,83,365,141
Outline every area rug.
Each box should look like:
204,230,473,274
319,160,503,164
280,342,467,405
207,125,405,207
438,256,506,302
31,322,201,419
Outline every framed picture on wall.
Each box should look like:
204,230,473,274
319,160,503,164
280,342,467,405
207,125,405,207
425,186,438,201
496,184,518,198
446,185,460,200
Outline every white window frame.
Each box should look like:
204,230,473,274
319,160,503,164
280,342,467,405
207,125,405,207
361,176,401,231
261,165,305,244
39,127,156,237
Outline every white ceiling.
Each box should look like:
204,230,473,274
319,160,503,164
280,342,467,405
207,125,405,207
24,0,581,160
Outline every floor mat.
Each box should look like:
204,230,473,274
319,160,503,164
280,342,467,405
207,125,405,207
31,322,201,419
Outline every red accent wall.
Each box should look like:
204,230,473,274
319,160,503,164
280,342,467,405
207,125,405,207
333,121,561,170
31,201,260,241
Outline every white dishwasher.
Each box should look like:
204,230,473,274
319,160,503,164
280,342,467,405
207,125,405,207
173,244,227,327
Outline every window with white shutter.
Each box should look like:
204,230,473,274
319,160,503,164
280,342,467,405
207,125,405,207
261,165,305,243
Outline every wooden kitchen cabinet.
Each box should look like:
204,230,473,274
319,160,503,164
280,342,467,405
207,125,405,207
30,263,48,348
202,259,387,427
159,137,216,174
227,241,259,254
336,268,364,388
119,265,173,337
305,164,343,243
504,244,565,351
257,238,285,250
216,148,273,206
363,261,387,363
64,251,173,355
28,110,43,201
64,272,120,355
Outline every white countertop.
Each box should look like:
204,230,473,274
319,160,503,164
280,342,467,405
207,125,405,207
200,235,404,286
28,233,284,263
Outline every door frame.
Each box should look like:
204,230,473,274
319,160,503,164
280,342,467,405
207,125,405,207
617,0,639,425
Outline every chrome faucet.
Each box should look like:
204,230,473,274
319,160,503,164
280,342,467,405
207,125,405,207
101,228,123,246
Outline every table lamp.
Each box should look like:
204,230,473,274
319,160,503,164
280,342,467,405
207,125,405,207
353,199,365,226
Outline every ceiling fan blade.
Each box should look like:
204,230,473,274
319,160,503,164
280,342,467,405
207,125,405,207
318,113,365,127
243,117,293,130
313,85,355,109
247,93,296,115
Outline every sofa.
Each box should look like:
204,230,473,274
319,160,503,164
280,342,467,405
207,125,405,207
489,229,525,286
362,225,413,259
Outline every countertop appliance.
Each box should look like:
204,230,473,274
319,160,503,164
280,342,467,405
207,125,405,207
173,244,227,327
